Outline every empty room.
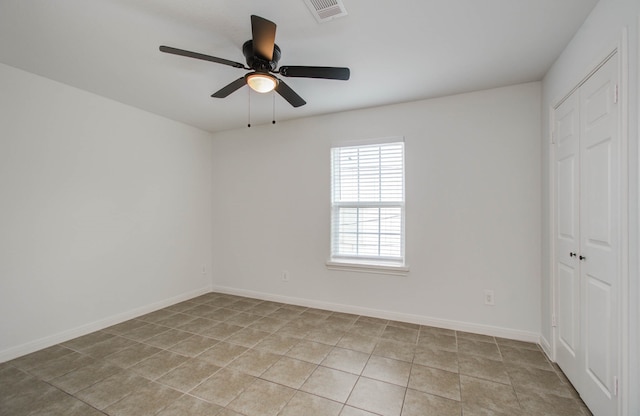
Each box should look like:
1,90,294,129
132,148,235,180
0,0,638,415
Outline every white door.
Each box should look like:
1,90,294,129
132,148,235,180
578,55,619,416
554,54,620,416
554,90,581,386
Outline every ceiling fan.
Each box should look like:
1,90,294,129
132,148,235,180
160,15,350,108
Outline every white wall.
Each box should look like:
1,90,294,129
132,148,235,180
541,0,639,413
0,63,214,361
211,82,541,339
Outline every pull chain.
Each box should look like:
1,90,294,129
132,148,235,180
272,92,276,125
247,88,251,128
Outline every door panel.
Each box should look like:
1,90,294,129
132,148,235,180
557,262,579,355
557,157,577,240
584,139,612,246
585,276,612,394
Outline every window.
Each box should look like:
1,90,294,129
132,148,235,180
329,138,406,273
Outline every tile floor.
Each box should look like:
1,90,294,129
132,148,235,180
1,292,592,416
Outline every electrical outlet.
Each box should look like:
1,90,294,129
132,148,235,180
282,270,289,282
484,290,495,306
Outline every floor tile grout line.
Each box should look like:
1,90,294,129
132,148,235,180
40,377,108,416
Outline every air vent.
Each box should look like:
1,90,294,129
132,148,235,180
304,0,348,23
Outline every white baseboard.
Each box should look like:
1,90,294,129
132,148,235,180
2,284,544,363
212,285,541,343
0,286,211,363
539,334,554,361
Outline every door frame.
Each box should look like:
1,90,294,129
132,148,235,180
549,30,629,416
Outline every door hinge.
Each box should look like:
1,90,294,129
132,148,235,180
551,313,557,327
614,376,619,396
613,84,619,104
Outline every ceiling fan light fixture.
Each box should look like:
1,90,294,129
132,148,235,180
247,73,277,93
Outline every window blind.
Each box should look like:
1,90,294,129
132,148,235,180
331,140,405,264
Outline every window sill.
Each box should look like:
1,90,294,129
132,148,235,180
326,260,409,276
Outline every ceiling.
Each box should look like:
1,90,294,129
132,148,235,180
0,0,598,133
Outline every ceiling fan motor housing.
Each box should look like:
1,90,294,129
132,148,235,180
242,40,281,71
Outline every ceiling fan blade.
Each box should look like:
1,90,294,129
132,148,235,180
211,77,247,98
279,66,350,80
160,46,245,69
251,15,276,61
275,78,306,107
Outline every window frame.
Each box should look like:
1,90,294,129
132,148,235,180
327,137,408,276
